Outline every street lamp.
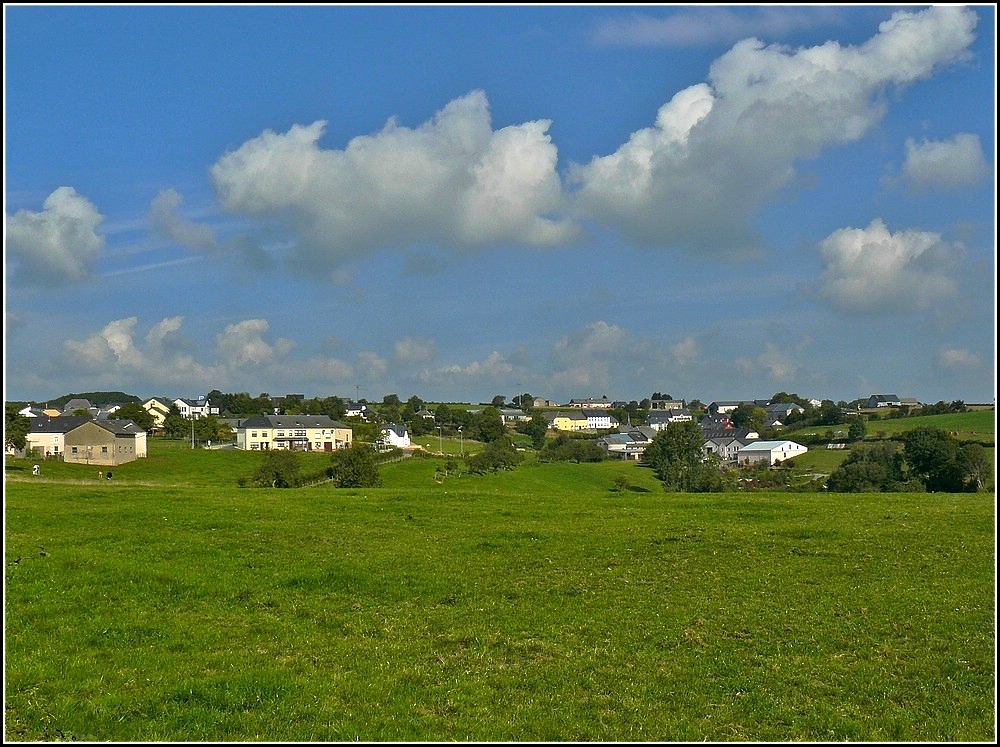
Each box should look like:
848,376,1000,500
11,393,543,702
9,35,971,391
458,426,463,457
438,426,443,455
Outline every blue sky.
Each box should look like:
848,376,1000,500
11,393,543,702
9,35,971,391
4,4,996,407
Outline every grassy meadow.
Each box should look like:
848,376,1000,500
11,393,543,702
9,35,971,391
4,438,996,742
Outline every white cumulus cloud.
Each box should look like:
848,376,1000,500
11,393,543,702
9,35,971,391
816,219,962,314
62,316,222,386
215,319,294,366
901,133,989,191
210,90,577,279
6,186,106,284
571,5,978,254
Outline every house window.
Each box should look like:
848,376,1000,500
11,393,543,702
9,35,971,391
71,447,79,454
101,447,108,454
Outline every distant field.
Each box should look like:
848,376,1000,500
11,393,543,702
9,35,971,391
861,409,996,439
4,449,995,742
792,409,995,441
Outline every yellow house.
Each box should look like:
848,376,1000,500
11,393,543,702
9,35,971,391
142,397,174,428
548,411,589,432
236,415,353,451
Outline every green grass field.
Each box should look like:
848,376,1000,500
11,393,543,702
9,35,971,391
4,441,995,742
792,408,996,441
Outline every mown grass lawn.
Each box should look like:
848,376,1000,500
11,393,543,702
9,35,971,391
4,453,995,742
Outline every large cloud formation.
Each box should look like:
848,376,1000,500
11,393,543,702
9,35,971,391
6,186,106,284
570,4,978,253
816,219,962,314
207,6,977,274
210,90,576,278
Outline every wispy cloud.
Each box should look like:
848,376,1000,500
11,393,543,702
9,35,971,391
591,6,844,47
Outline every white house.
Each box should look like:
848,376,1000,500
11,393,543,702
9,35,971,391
499,408,530,424
704,436,754,462
736,440,808,466
647,409,693,430
867,394,901,408
380,423,411,449
342,401,371,420
584,409,618,430
597,426,655,460
174,397,219,419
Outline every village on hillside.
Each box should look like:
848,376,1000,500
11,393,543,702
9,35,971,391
7,389,972,471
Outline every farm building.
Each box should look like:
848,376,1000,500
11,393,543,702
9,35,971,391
736,440,808,466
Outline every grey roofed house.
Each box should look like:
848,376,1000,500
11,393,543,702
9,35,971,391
28,415,94,433
867,394,901,408
646,409,693,428
567,396,612,408
765,402,804,417
62,398,95,415
237,414,347,430
498,408,529,423
382,422,409,438
93,419,145,436
701,426,759,442
649,398,685,410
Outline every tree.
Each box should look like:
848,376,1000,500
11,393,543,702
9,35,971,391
113,402,155,432
162,405,190,440
466,440,523,474
250,450,301,488
685,454,729,492
903,427,963,492
817,400,845,426
731,403,768,432
540,434,605,463
491,394,506,408
518,413,549,450
957,442,991,492
826,442,906,492
434,403,452,425
847,418,867,442
330,443,382,488
474,406,506,443
5,405,31,452
641,420,708,491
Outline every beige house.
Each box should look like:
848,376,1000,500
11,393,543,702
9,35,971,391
63,420,148,466
236,415,353,451
20,416,93,458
